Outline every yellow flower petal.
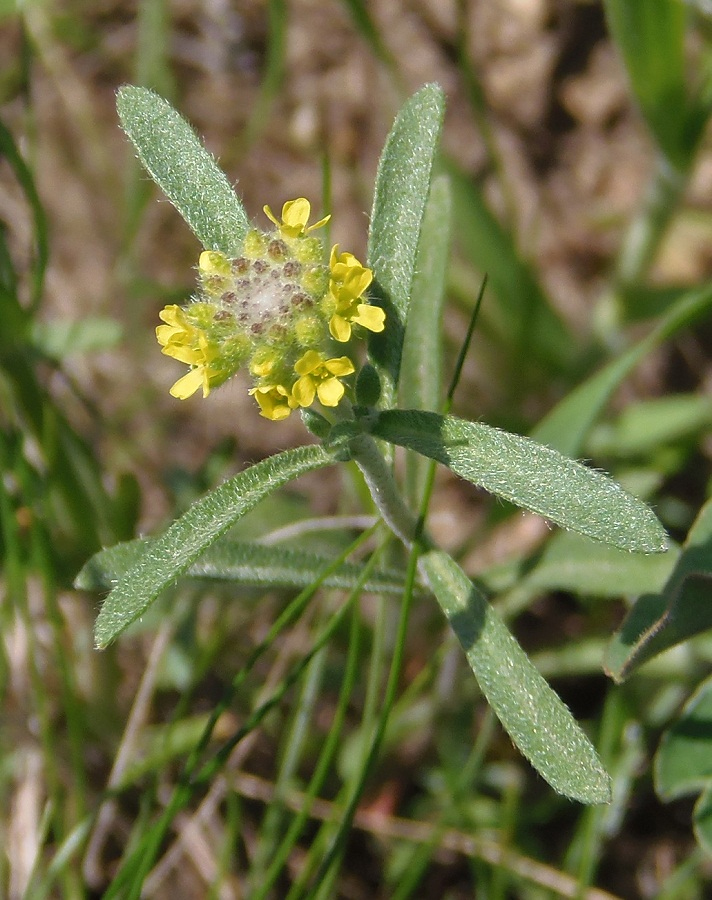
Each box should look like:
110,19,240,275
324,356,355,377
265,198,331,239
282,198,311,230
329,314,352,342
292,374,316,407
262,205,280,228
160,343,204,365
294,349,324,375
329,245,360,276
317,377,345,407
250,385,293,420
353,304,385,333
342,267,372,299
169,368,204,400
156,323,181,346
158,305,186,327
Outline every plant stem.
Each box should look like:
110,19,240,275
348,433,421,546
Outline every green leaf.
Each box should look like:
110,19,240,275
93,445,335,647
399,174,450,504
79,537,410,597
32,317,123,359
116,85,251,254
655,674,712,801
421,550,611,804
605,497,712,682
694,784,712,857
371,409,667,553
367,83,445,407
603,0,696,168
531,283,712,456
588,394,712,458
496,531,678,619
399,174,450,413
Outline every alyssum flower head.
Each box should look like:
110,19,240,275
156,199,385,420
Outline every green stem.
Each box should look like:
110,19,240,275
348,433,421,546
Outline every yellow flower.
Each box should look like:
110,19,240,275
263,198,331,239
249,384,295,420
156,305,228,399
327,246,384,342
156,204,378,419
292,350,355,408
156,305,199,352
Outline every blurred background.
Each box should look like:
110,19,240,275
4,1,712,897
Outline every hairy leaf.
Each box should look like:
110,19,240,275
79,537,410,596
117,85,251,254
367,84,445,406
421,550,611,804
94,445,334,647
372,409,667,552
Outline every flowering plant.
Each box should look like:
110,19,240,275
84,84,668,807
156,200,382,418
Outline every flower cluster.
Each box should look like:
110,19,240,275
156,199,385,420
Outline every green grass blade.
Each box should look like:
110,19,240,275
447,163,572,377
0,114,49,309
532,282,712,456
135,0,173,96
367,83,445,406
93,445,335,647
238,0,288,151
78,537,410,596
339,0,396,70
116,85,251,254
604,0,694,168
656,674,712,802
420,550,611,804
371,409,667,553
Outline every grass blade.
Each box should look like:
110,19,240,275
532,283,712,456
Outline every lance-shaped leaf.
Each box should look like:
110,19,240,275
79,537,411,597
117,85,251,255
370,409,667,553
421,550,611,804
605,497,712,682
93,445,335,647
367,83,445,407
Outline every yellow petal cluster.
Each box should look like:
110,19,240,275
156,198,385,421
156,305,229,398
292,350,355,408
328,246,384,342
